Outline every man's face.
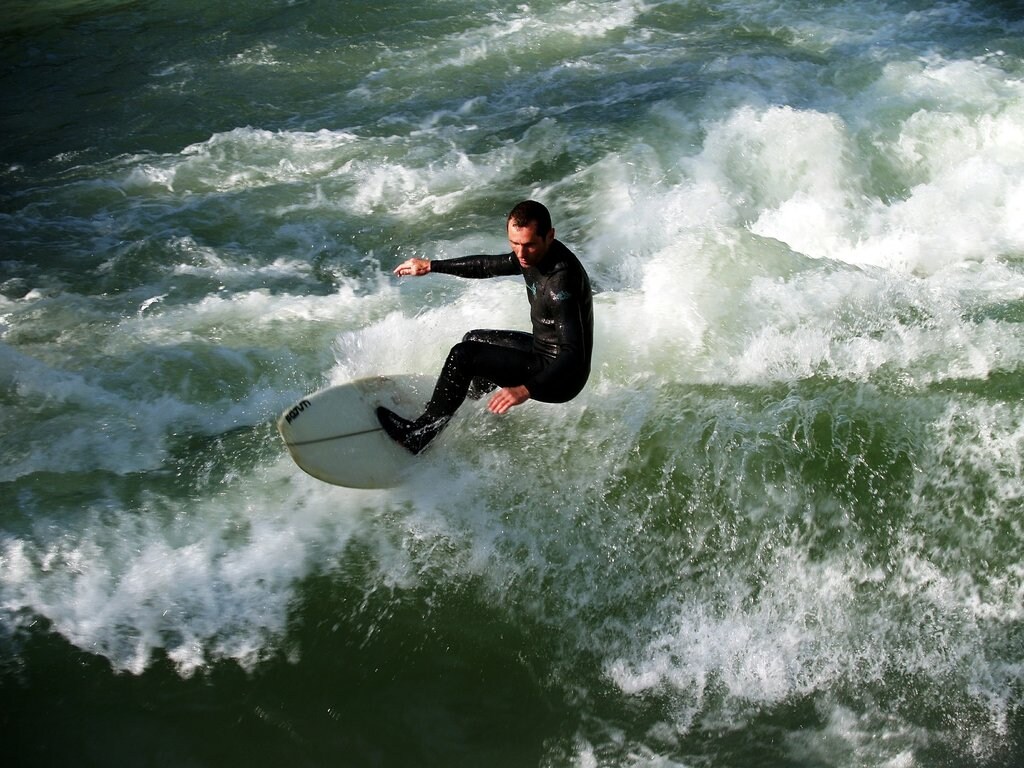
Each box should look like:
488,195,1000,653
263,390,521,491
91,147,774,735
508,220,554,268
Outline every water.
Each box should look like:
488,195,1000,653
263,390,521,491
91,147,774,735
2,0,1024,765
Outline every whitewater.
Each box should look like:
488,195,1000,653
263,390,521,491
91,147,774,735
3,1,1024,765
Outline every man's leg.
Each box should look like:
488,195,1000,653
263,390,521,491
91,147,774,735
377,330,537,454
459,329,534,400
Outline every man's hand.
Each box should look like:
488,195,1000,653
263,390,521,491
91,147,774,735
488,385,530,414
394,257,431,277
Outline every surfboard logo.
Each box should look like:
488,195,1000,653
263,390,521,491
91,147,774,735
285,399,313,424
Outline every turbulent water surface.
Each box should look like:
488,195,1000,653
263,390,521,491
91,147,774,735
3,1,1024,765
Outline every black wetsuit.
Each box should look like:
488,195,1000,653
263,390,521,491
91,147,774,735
429,240,594,408
377,240,593,453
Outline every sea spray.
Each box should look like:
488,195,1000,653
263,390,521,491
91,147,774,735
3,1,1024,765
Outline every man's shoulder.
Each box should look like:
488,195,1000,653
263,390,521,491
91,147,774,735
545,241,584,271
537,243,592,304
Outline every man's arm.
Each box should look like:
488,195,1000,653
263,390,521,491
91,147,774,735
393,254,519,279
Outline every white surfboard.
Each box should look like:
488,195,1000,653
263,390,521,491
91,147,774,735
277,374,434,488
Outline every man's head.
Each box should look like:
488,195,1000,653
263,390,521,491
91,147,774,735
507,200,555,268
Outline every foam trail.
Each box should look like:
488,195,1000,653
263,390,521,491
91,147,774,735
1,460,389,674
3,0,1024,765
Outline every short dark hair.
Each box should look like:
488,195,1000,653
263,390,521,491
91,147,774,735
507,200,552,237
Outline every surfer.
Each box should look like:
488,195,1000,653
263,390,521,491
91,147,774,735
377,200,594,454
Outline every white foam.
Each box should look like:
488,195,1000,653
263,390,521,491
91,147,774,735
6,12,1024,765
348,119,570,218
728,57,1024,274
382,0,646,75
0,276,399,482
785,706,926,767
330,277,525,383
564,51,1024,389
229,43,281,68
605,549,864,720
1,457,385,674
0,342,174,480
122,128,361,194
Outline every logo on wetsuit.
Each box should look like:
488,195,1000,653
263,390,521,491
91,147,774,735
528,280,571,302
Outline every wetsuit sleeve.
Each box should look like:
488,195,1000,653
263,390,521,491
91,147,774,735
524,267,590,398
429,253,520,278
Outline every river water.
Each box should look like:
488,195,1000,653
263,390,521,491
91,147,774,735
3,1,1024,765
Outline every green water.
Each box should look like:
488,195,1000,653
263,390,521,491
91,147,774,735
3,1,1024,765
